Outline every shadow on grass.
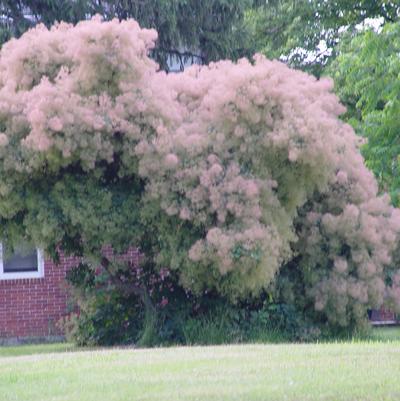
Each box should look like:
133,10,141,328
1,326,399,357
369,326,400,342
0,342,89,357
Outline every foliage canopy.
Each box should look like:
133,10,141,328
0,0,252,71
247,0,400,76
0,17,399,329
327,22,400,207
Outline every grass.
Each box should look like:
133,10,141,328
370,326,400,341
0,342,76,357
0,327,399,401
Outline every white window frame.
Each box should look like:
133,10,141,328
0,243,44,280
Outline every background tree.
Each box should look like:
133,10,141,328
327,22,400,206
0,0,253,71
0,0,88,43
246,0,400,76
4,1,398,75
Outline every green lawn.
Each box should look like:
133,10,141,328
370,326,400,341
0,342,76,357
1,335,400,401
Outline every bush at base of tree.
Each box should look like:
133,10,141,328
0,17,399,341
61,261,325,346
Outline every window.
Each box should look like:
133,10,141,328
0,243,44,280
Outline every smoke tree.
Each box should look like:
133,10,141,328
0,17,399,330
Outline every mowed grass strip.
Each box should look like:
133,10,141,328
0,342,76,357
1,342,400,401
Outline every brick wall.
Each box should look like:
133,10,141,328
370,307,400,324
0,247,140,340
0,254,79,339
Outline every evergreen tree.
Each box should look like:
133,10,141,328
0,0,253,70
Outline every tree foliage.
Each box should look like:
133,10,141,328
327,22,400,208
0,0,88,43
0,18,399,330
0,0,252,70
247,0,400,76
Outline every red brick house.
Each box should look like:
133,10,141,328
0,242,398,343
0,245,77,343
0,245,141,344
370,307,400,326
